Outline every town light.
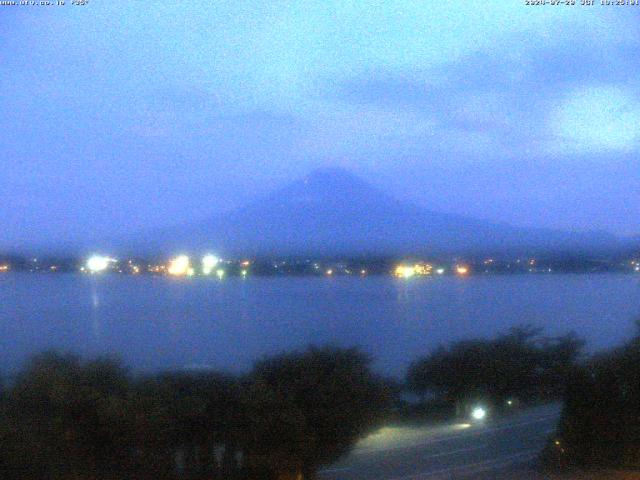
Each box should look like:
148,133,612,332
394,265,415,278
394,263,434,278
202,254,219,275
456,265,469,275
86,255,114,273
413,263,433,275
168,255,190,276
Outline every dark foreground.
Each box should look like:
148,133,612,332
319,403,562,480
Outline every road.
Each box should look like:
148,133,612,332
319,403,562,480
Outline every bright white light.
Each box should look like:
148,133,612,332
471,407,486,421
216,268,225,279
436,268,445,275
86,255,113,273
168,255,190,276
394,265,415,278
202,254,219,275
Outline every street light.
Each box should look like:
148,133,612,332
86,255,114,273
168,255,190,276
202,254,219,275
471,406,487,421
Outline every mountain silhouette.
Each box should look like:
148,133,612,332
130,168,619,256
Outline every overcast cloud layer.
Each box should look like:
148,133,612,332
1,2,639,249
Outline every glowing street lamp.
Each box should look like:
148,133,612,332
202,254,219,275
86,255,114,273
394,265,415,278
471,406,487,421
168,255,190,276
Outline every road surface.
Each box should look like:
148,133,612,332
319,403,562,480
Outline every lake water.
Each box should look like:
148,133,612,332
1,273,639,378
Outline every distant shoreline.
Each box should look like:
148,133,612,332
1,270,639,279
1,253,638,277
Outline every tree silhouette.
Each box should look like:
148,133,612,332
407,326,584,410
0,347,394,480
544,320,640,469
2,352,137,479
244,346,393,479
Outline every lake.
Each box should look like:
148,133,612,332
1,273,639,378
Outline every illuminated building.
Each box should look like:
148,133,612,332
394,265,415,278
202,254,219,275
394,262,433,278
168,255,190,276
413,263,433,275
86,255,115,273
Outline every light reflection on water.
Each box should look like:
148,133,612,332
0,273,638,377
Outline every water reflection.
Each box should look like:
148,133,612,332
90,280,102,342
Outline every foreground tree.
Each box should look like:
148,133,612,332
133,371,245,478
0,347,394,480
406,326,584,411
543,321,640,469
243,346,394,480
1,352,138,479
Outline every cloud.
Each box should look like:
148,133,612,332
2,2,640,243
548,85,640,155
324,15,640,162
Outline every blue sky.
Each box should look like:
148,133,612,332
1,1,639,248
